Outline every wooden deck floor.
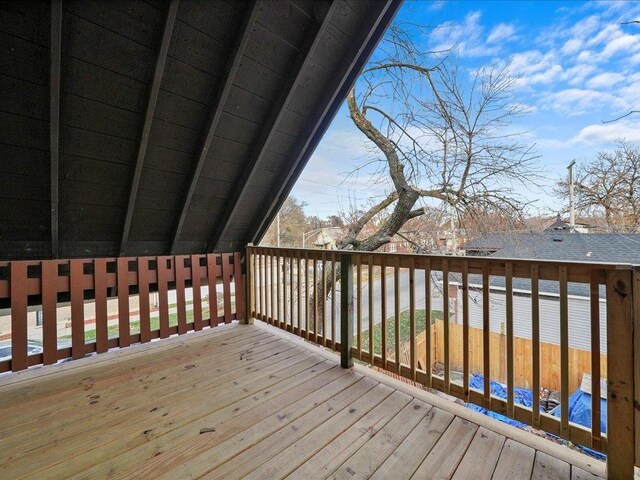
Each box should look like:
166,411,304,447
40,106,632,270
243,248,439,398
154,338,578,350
0,322,605,479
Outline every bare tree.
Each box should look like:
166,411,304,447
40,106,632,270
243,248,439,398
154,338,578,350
557,140,640,231
336,25,539,253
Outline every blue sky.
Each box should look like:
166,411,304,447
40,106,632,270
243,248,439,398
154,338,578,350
291,0,640,219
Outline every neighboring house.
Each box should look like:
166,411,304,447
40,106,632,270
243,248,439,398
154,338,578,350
457,231,640,355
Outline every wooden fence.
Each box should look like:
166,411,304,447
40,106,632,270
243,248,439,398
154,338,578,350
401,320,607,392
0,253,244,373
247,245,638,478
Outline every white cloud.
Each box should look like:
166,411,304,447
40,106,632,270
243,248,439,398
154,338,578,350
562,38,582,55
487,23,517,44
570,121,640,145
542,88,625,116
586,72,625,89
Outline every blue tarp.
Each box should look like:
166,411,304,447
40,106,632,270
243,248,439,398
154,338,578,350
552,388,606,460
466,374,606,460
466,375,531,429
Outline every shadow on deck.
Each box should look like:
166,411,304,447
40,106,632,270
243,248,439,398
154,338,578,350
0,322,605,479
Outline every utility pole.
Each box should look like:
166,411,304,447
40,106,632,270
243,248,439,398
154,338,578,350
276,212,280,247
567,160,576,229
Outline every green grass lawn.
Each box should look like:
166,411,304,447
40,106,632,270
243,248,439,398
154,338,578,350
359,309,443,355
62,308,210,342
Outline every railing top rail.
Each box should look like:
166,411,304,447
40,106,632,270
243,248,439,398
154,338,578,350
247,245,637,271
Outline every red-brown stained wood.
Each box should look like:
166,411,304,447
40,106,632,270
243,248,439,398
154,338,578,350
234,252,244,322
117,257,130,348
157,256,170,338
207,254,220,325
41,260,58,365
94,258,109,353
222,253,232,323
191,254,203,331
69,259,85,359
175,255,188,335
10,261,28,371
136,257,151,343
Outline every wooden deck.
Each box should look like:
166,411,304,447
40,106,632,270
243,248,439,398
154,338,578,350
0,322,605,480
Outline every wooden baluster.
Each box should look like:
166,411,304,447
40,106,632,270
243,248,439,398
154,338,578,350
175,256,187,335
340,253,354,368
531,264,540,428
117,257,130,347
482,263,491,409
264,250,273,325
138,257,151,341
281,252,287,330
443,259,450,394
10,261,28,370
158,256,170,336
331,252,337,349
276,251,281,328
260,251,265,321
291,252,296,334
356,254,362,358
424,259,432,387
252,248,257,318
222,254,232,323
234,252,244,322
93,259,108,352
70,260,85,358
368,255,374,366
304,251,310,341
394,256,400,374
589,269,601,449
462,260,469,401
313,254,318,343
322,252,327,346
271,250,276,324
207,254,219,326
191,255,203,330
297,252,302,337
42,260,59,363
381,256,387,370
409,257,416,381
506,262,514,418
559,265,569,438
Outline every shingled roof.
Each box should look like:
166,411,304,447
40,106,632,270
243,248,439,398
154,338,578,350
0,0,401,260
464,232,640,264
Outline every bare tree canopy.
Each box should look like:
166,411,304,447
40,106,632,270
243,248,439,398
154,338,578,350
338,24,540,252
557,140,640,231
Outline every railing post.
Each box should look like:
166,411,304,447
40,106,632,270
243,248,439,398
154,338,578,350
605,269,634,478
340,252,353,368
244,243,254,324
634,268,640,469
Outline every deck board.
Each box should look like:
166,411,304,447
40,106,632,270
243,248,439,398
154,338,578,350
0,323,606,480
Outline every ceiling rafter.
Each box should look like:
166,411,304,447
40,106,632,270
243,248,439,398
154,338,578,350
50,0,63,259
119,0,180,256
169,0,261,255
206,0,339,252
250,1,399,244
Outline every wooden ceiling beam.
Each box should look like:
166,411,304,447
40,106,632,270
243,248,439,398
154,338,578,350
50,0,63,259
207,0,338,252
249,0,400,245
119,0,179,256
169,0,261,255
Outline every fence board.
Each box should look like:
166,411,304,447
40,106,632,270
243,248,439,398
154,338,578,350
41,260,58,364
10,262,28,371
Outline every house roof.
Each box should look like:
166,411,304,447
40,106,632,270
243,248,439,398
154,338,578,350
0,0,401,260
464,232,640,264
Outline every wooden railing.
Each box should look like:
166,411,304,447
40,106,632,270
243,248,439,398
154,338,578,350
247,245,637,478
0,253,244,373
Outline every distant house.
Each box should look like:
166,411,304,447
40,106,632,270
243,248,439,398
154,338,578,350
453,231,640,377
463,230,640,263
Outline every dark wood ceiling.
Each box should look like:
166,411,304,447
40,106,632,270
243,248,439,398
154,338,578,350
0,0,401,260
